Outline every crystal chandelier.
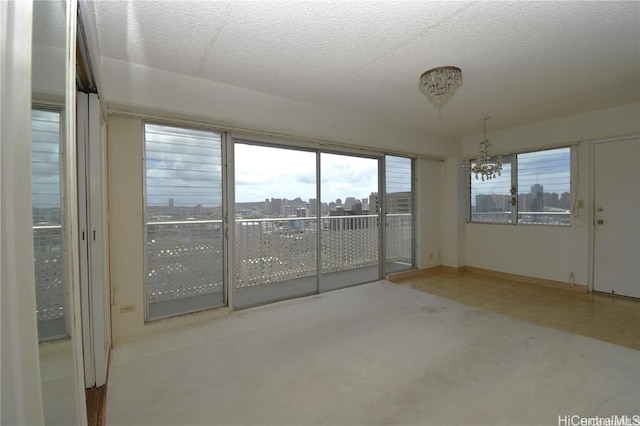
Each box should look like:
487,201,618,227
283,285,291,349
419,66,463,109
464,117,503,181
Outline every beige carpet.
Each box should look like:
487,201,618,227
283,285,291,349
107,281,640,425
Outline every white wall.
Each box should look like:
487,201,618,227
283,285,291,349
415,158,442,269
461,103,640,157
461,103,640,285
441,157,467,268
32,43,65,100
100,57,459,159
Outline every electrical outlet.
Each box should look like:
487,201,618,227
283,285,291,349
429,253,434,259
577,199,584,209
120,304,135,313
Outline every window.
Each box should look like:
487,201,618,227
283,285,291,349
385,155,415,272
470,155,512,224
470,148,571,226
31,109,67,341
144,123,225,320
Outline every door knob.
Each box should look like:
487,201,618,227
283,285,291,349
597,219,604,225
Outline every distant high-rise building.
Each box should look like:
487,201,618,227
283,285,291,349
369,192,379,214
309,198,317,216
476,194,495,212
387,192,411,214
518,193,531,212
530,184,544,211
330,206,345,216
281,204,293,216
559,192,571,211
335,198,342,206
544,192,559,209
344,197,356,209
270,198,282,216
295,208,307,217
490,194,509,212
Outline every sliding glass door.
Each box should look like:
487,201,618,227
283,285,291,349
146,135,415,312
319,153,381,291
233,144,384,306
234,143,318,308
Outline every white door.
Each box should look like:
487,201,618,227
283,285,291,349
78,92,111,388
593,138,640,298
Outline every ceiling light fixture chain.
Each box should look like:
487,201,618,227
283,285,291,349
464,116,503,181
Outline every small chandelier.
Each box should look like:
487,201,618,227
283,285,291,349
464,117,503,181
419,66,462,110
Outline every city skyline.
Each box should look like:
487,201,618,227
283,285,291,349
146,189,412,221
470,148,570,207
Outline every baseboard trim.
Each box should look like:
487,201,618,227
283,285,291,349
464,266,588,292
386,265,463,281
387,265,587,293
437,265,467,274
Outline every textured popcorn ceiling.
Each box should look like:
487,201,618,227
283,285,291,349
91,1,640,138
33,0,66,48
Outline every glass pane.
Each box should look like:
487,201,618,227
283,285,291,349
31,109,66,341
517,148,571,225
320,153,380,291
234,143,317,308
385,156,413,273
470,155,512,223
144,124,224,320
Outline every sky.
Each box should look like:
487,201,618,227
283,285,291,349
143,126,387,207
31,121,393,212
31,110,62,209
235,144,381,203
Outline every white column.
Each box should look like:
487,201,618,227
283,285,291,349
441,157,467,268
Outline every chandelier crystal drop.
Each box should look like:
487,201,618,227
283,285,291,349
419,66,463,109
464,117,503,181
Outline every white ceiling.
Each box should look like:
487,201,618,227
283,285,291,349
33,0,66,48
91,1,640,139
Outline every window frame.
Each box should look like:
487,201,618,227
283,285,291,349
384,155,416,272
468,146,573,227
31,104,70,341
142,120,228,322
138,116,420,320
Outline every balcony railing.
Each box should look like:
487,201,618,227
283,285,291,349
38,215,413,326
145,214,412,303
146,220,225,306
386,213,413,264
320,215,379,275
471,211,571,225
33,224,67,340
